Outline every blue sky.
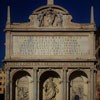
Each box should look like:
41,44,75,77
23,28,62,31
0,0,100,67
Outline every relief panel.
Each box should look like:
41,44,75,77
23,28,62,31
13,72,33,100
69,71,88,100
43,77,60,100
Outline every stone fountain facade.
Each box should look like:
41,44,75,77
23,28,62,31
4,0,96,100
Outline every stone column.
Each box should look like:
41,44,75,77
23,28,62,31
94,68,97,100
33,68,38,100
37,69,40,100
63,68,67,100
5,68,10,100
90,68,94,100
86,69,90,100
67,70,69,100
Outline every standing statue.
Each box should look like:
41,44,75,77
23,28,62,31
44,77,59,100
45,9,56,27
37,12,44,27
56,13,63,27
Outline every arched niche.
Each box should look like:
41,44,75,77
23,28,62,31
12,71,33,100
69,70,88,100
39,71,62,100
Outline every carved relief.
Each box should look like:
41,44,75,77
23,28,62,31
16,76,29,100
45,9,56,27
17,87,29,100
40,71,61,100
29,15,34,23
37,12,45,27
69,71,88,100
56,13,63,27
36,8,63,27
12,71,33,100
44,77,59,100
72,85,83,100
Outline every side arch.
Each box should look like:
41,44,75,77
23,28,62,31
68,70,88,100
12,70,33,100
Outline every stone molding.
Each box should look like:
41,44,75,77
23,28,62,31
4,62,94,68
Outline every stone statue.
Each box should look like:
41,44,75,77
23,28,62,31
44,77,59,100
17,87,29,100
56,13,63,27
37,12,44,27
29,15,34,23
45,9,56,27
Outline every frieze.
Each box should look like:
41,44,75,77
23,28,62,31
5,62,94,68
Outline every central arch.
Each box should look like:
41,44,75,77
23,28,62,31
39,71,61,100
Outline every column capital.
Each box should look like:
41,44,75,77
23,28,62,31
90,68,94,71
33,67,38,71
62,67,68,71
5,67,10,71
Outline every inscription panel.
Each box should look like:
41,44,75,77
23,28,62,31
12,35,89,58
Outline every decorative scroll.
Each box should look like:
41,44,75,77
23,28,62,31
16,76,29,100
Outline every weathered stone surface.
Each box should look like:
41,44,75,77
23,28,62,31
4,1,96,100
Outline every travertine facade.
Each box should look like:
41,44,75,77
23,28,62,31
95,27,100,100
4,0,96,100
0,69,5,94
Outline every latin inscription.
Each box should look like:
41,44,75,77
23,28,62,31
12,36,89,56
